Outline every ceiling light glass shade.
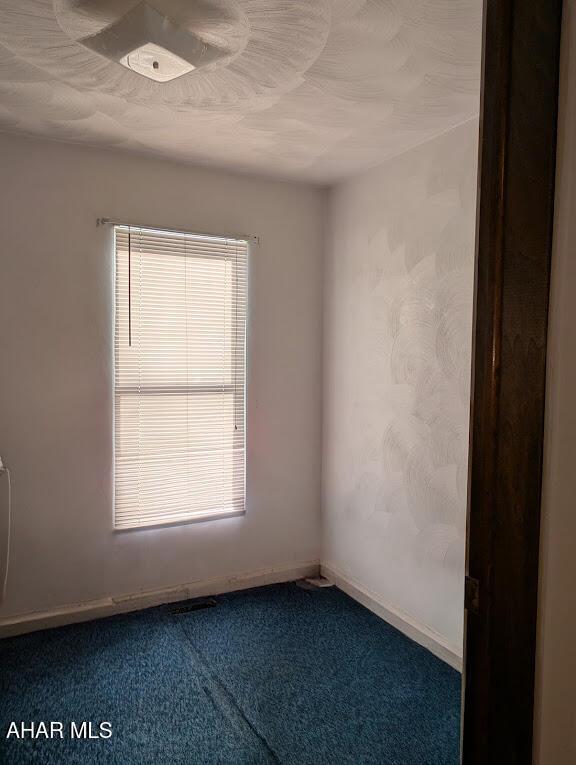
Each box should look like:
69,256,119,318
120,43,196,82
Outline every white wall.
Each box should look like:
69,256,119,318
322,119,478,654
534,2,576,762
0,133,324,619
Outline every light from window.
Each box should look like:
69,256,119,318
113,225,247,529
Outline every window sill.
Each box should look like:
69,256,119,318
113,508,245,532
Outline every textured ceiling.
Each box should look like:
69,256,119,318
0,1,482,183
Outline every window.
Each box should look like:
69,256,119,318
113,225,247,530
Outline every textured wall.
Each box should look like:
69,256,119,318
0,132,323,619
323,119,478,652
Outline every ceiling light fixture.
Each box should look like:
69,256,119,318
80,2,225,83
120,43,195,83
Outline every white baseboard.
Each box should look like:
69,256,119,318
0,561,320,639
321,562,463,671
1,559,463,672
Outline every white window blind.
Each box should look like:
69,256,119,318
114,225,247,530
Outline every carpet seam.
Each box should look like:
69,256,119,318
172,616,281,765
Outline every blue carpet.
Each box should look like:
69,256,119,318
0,583,461,764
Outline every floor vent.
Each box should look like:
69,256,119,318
297,576,334,590
169,598,218,614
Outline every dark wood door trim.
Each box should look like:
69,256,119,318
462,1,563,763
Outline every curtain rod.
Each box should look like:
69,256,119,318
96,218,260,246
